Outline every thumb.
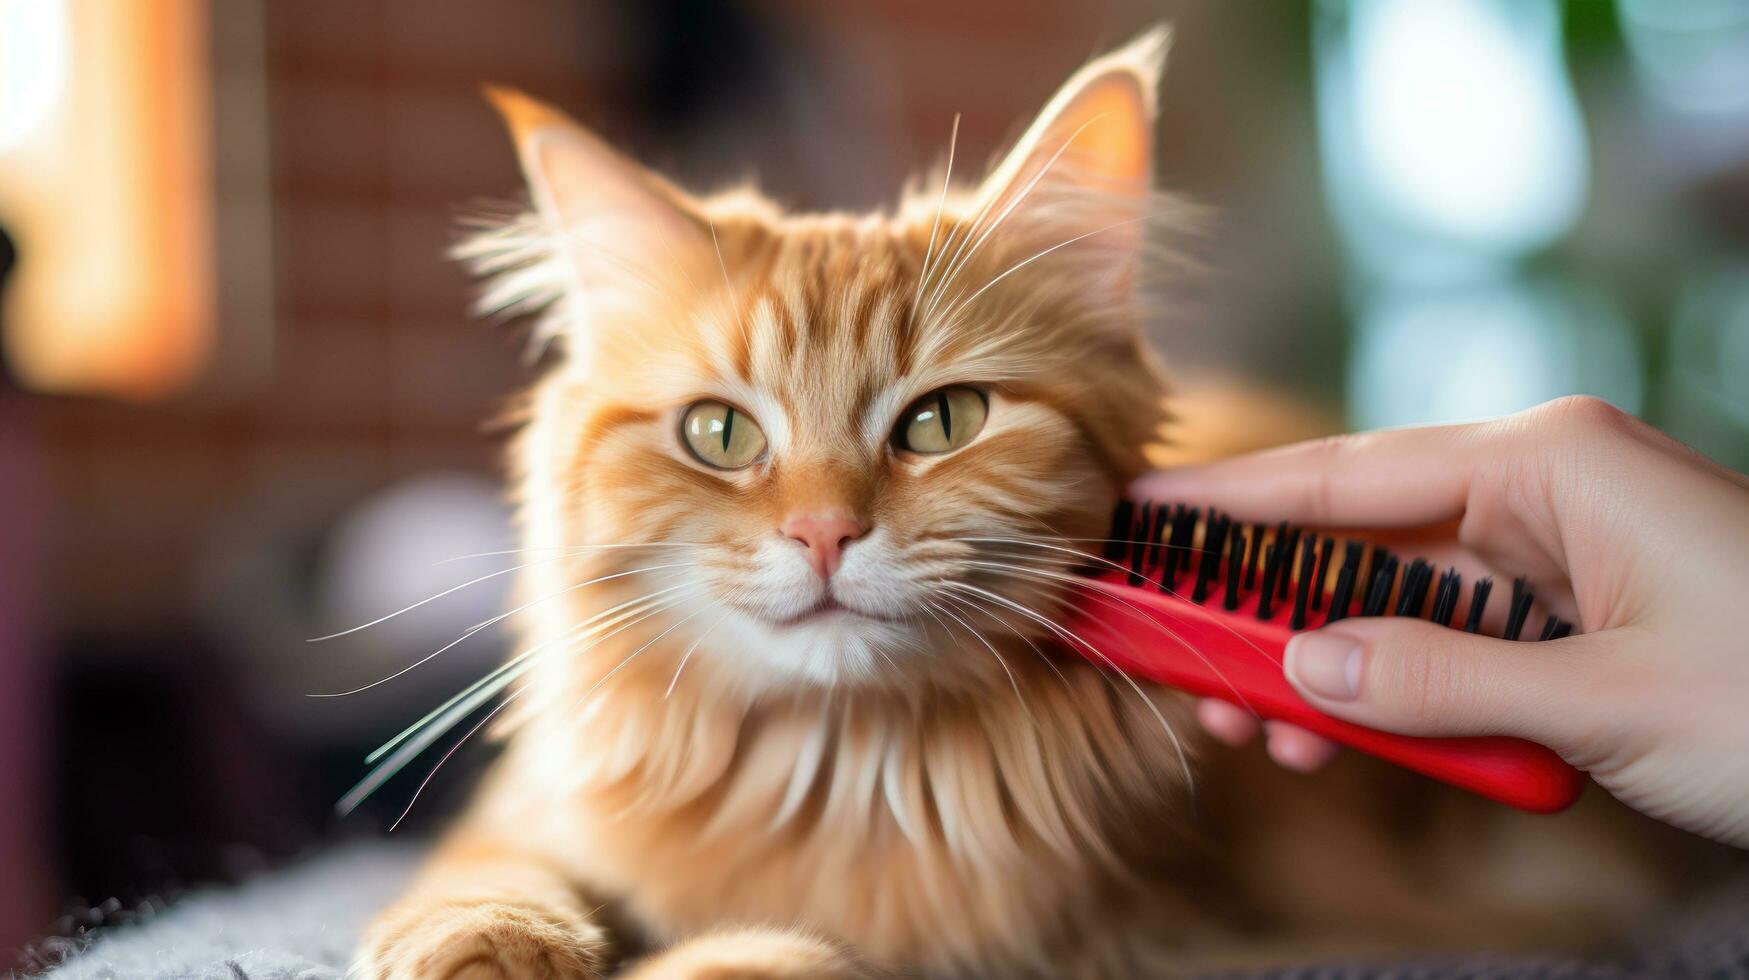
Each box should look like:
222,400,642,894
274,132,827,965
1283,618,1599,749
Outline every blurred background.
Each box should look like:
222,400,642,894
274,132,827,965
1,0,1746,966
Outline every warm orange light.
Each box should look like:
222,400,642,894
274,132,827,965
0,0,213,400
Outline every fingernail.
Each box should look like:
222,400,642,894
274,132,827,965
1285,632,1362,701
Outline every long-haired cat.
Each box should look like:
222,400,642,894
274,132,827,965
359,29,1712,979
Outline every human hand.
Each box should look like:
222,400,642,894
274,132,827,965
1133,396,1749,846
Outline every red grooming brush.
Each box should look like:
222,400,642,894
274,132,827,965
1062,501,1584,814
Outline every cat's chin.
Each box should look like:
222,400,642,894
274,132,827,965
705,601,924,688
772,597,887,627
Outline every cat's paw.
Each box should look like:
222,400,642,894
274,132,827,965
619,929,875,980
358,899,607,980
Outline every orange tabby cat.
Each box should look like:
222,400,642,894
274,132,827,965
359,30,1701,980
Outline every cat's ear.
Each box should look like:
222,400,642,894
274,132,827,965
482,87,711,354
972,27,1168,270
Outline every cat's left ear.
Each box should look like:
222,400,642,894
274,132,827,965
481,87,714,362
973,27,1169,267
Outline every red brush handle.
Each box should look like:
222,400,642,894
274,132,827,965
1068,572,1584,813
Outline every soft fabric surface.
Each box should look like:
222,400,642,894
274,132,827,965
40,844,1749,979
42,843,420,980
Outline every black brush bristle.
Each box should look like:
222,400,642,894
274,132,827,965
1395,559,1433,618
1192,513,1230,604
1361,554,1399,616
1358,546,1385,604
1231,526,1251,593
1106,500,1133,563
1310,537,1334,612
1504,577,1533,640
1124,504,1151,585
1276,526,1302,601
1103,501,1577,645
1538,615,1562,641
1243,523,1265,590
1504,577,1533,641
1150,504,1173,576
1164,506,1199,590
1152,505,1174,588
1223,527,1247,611
1290,533,1318,629
1463,576,1493,633
1144,504,1170,581
1326,540,1362,623
1431,568,1461,626
1256,543,1281,621
1156,504,1179,583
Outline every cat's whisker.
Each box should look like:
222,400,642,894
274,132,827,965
665,609,733,699
935,578,1190,809
913,185,988,325
433,542,703,566
969,534,1221,572
364,590,693,778
914,596,1000,693
708,220,734,296
380,583,705,830
939,580,1194,795
919,116,1107,326
987,532,1220,557
388,689,524,831
925,201,1185,347
348,641,562,815
913,597,960,650
911,143,1019,328
364,627,572,770
308,556,565,643
342,589,697,818
928,595,1032,725
312,543,697,643
935,213,1154,329
706,219,759,368
959,535,1277,673
912,113,962,315
961,557,1254,714
872,646,904,677
366,586,695,766
310,565,697,698
569,593,715,719
937,588,1072,693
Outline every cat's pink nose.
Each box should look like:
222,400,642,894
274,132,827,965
780,513,867,581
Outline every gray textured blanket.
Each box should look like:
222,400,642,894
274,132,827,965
38,843,1749,979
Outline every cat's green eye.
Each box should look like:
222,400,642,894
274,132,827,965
682,400,767,469
893,386,988,455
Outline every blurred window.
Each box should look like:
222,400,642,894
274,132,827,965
0,0,216,399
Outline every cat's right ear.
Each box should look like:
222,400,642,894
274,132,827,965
958,27,1170,310
483,88,712,348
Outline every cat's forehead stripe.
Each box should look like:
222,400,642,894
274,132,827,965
737,235,917,366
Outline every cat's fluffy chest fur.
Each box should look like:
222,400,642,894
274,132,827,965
489,624,1205,977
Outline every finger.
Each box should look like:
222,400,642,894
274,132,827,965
1196,698,1260,747
1130,422,1495,529
1282,618,1611,751
1264,722,1342,773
